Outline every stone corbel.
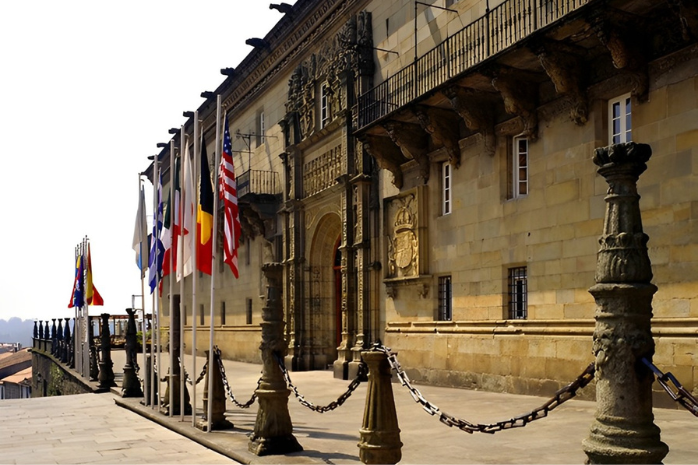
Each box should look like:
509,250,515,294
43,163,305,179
590,11,649,101
413,105,462,168
240,207,266,240
382,121,431,183
667,0,698,42
486,67,539,140
442,86,496,157
362,134,408,189
532,40,589,125
385,284,397,300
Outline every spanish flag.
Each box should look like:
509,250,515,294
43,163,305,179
197,136,213,275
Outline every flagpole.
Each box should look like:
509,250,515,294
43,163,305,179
207,95,222,433
73,244,81,377
138,174,149,405
168,139,175,417
191,111,199,428
179,127,186,422
152,154,160,411
83,237,90,379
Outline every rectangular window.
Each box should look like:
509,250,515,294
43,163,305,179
246,298,253,325
442,162,452,215
609,93,632,144
512,137,528,198
320,83,330,128
183,305,187,326
508,267,528,319
256,110,265,147
220,301,226,326
438,276,452,321
199,304,205,326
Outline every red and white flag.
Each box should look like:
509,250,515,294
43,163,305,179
219,114,241,278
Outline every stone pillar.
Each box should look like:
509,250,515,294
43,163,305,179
122,308,143,398
249,263,303,456
141,355,158,406
89,318,99,381
582,142,668,464
358,350,402,465
62,318,71,364
56,318,63,358
44,321,50,352
160,295,191,416
38,320,44,340
98,313,116,389
195,350,232,431
33,321,38,339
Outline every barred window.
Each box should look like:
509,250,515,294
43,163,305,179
438,276,452,321
199,304,205,326
220,301,226,326
246,298,253,325
508,267,527,319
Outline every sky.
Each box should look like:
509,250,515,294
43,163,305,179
0,1,295,323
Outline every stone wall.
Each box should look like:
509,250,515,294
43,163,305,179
31,350,94,398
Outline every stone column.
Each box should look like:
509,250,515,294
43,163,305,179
249,263,302,456
358,350,402,465
89,317,99,381
582,142,668,464
122,308,143,398
56,319,63,358
98,313,116,389
62,318,71,364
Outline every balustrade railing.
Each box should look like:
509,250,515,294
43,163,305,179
357,0,591,130
237,170,281,198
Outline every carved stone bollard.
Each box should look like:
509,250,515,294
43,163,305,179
582,143,668,464
98,313,116,389
122,308,143,398
62,318,71,364
89,318,99,381
141,355,158,406
249,263,302,456
195,350,232,431
159,299,191,416
56,318,64,358
358,349,402,465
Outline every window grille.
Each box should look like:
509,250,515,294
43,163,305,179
246,298,253,325
220,301,226,326
438,276,452,321
508,266,527,319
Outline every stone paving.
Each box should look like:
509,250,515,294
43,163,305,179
6,350,698,464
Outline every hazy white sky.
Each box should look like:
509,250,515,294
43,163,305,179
0,1,293,323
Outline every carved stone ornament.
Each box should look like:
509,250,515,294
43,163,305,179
443,85,496,157
414,105,462,168
386,193,419,279
590,12,649,101
488,67,539,140
285,11,374,142
383,121,431,183
667,0,698,42
362,134,407,189
533,40,588,125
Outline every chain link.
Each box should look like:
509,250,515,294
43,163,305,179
214,346,260,409
641,357,698,418
372,342,595,434
275,353,366,413
178,357,208,386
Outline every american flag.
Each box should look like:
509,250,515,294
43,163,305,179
219,114,241,278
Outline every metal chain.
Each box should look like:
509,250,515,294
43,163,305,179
641,357,698,418
372,342,595,434
274,353,366,413
178,357,208,386
214,346,259,409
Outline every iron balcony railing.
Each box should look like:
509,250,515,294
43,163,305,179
357,0,590,130
237,169,281,198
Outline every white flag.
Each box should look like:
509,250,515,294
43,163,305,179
132,185,149,278
177,144,195,281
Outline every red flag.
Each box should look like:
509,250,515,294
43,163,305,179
219,115,241,278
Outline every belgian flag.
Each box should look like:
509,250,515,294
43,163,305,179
197,136,213,275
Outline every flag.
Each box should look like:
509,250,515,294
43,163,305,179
219,114,241,278
132,185,149,277
149,173,165,293
68,253,84,308
197,136,213,275
86,243,104,306
162,156,180,281
177,144,194,281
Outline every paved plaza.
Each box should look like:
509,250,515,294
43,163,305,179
3,351,697,464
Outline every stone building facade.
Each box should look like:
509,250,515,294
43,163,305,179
151,0,698,398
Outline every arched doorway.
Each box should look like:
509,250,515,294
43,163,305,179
306,213,342,370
